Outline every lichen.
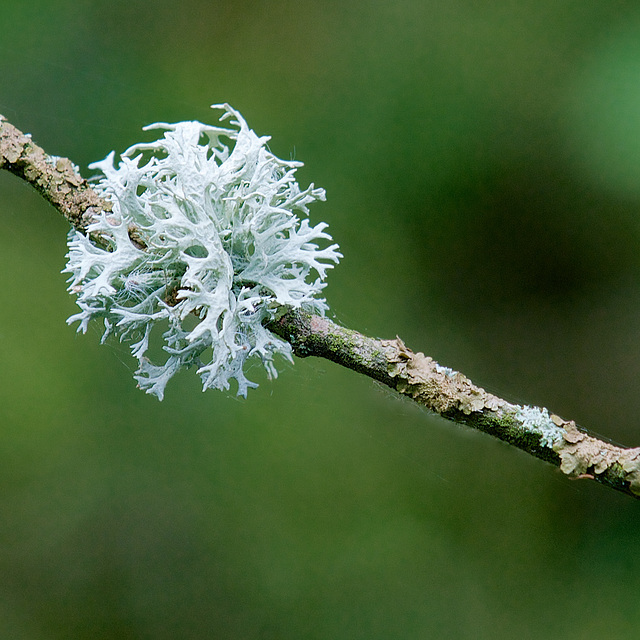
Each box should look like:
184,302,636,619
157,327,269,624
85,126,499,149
512,405,565,448
550,420,640,494
64,104,341,399
385,339,510,415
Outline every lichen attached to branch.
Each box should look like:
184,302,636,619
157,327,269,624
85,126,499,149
2,111,640,500
63,105,341,399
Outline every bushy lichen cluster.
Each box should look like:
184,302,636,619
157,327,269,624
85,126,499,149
65,104,341,399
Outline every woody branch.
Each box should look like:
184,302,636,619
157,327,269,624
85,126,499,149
2,113,640,500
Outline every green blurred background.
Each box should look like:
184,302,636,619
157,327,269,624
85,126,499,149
2,1,640,637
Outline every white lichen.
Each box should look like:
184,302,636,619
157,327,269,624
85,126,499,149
433,363,457,378
64,104,341,399
514,405,564,447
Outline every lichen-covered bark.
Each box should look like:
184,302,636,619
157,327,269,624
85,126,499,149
0,115,110,234
269,308,640,499
268,309,391,380
550,419,640,494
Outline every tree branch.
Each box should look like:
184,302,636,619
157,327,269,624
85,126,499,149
3,114,640,500
0,114,110,236
267,309,640,498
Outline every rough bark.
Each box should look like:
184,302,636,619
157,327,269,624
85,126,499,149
268,309,640,499
0,115,110,236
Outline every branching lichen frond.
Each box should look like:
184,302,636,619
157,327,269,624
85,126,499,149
63,104,341,398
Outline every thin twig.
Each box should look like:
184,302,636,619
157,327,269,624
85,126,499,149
267,309,640,499
3,114,640,499
0,114,110,235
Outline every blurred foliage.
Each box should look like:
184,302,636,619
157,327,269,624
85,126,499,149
2,1,640,638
